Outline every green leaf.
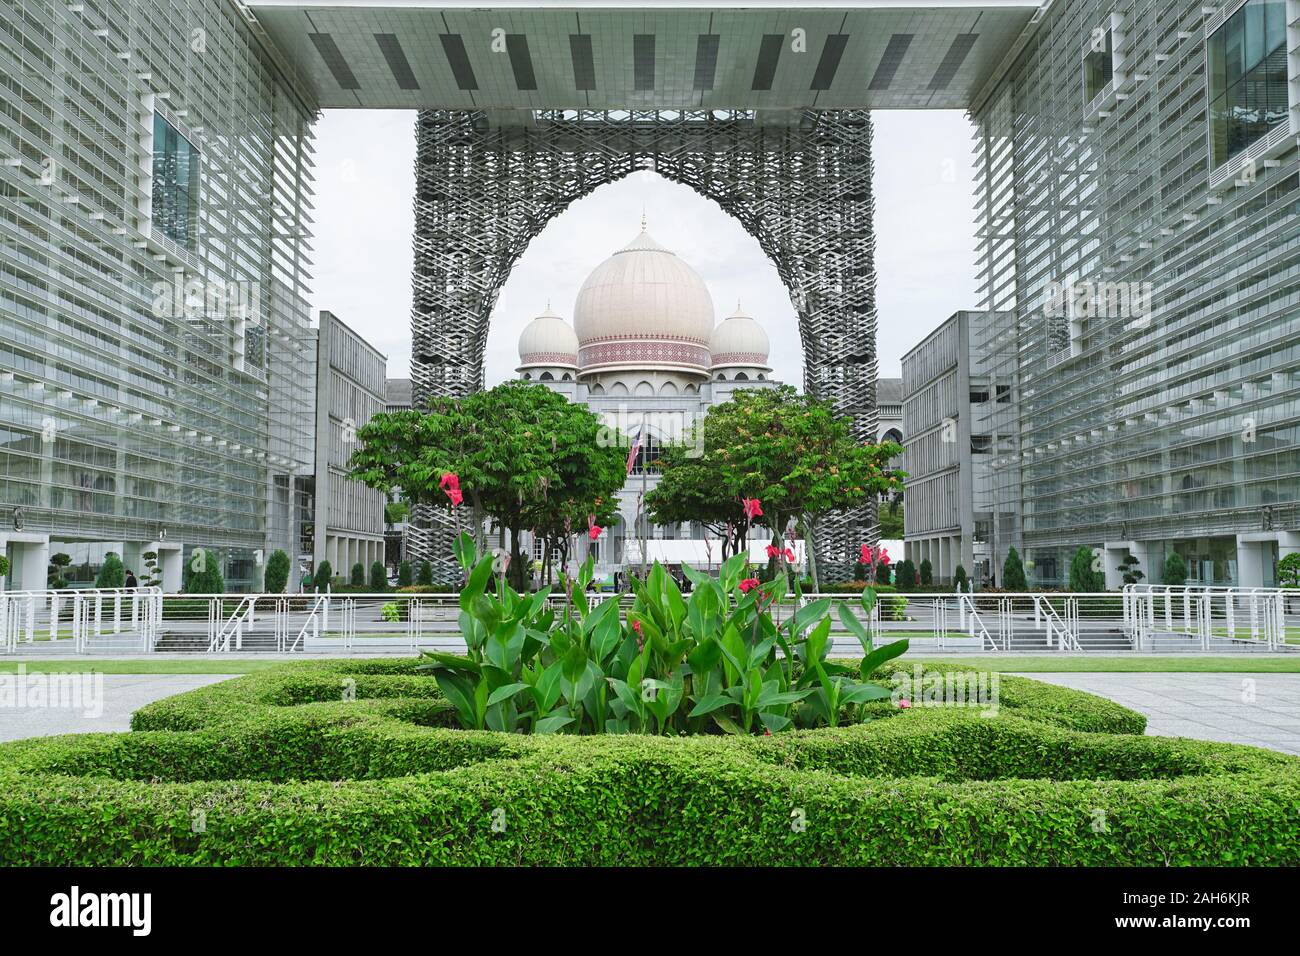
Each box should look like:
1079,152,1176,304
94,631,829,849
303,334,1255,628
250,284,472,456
486,682,528,706
688,694,732,717
837,602,871,651
860,637,909,679
534,714,575,735
686,637,722,675
711,713,745,735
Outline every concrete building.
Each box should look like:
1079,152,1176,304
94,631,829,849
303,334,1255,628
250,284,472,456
310,312,387,584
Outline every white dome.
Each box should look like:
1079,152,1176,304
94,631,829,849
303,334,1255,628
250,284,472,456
711,304,771,369
517,306,578,369
573,230,714,374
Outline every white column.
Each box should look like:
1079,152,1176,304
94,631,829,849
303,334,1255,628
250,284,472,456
1236,535,1266,588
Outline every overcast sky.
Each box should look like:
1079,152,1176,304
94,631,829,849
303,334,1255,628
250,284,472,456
309,109,978,388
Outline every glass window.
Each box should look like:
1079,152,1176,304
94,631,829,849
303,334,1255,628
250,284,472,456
1082,28,1113,104
152,112,200,249
1208,0,1289,167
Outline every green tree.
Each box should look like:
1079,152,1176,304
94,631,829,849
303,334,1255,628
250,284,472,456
1002,546,1028,591
416,560,433,586
1068,545,1104,592
646,386,905,589
919,558,933,587
1118,553,1144,585
397,560,413,587
95,552,125,589
350,562,365,587
1162,552,1188,586
263,549,290,593
48,552,73,589
954,564,969,591
182,548,225,594
1278,553,1300,588
878,496,904,539
895,559,917,590
351,381,626,590
369,560,387,591
384,500,409,526
314,560,333,591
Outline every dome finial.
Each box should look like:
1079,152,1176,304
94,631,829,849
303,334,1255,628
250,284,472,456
640,205,647,232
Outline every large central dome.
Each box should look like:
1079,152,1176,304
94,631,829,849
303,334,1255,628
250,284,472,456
573,229,714,375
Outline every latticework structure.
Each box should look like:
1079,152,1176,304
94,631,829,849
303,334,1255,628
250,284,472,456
408,109,878,578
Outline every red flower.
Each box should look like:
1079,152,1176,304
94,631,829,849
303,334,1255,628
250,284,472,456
588,524,603,541
763,727,772,736
766,544,779,559
738,577,760,593
897,698,911,709
741,497,763,520
782,547,796,563
860,543,873,564
632,619,643,636
879,549,891,566
441,472,462,507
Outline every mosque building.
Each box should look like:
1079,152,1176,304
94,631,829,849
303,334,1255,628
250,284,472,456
515,225,786,575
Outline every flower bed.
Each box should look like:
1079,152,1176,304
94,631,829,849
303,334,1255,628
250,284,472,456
0,658,1296,866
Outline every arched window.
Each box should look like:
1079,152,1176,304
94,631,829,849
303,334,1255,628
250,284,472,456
757,373,766,381
561,372,572,381
660,381,679,396
734,372,749,381
589,383,605,395
715,373,726,381
540,371,554,381
684,383,698,395
522,372,532,380
634,380,654,397
610,381,629,396
884,428,903,444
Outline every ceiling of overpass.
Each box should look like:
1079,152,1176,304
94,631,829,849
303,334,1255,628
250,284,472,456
240,2,1040,112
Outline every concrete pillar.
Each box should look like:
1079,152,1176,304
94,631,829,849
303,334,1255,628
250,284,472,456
154,543,183,592
1101,542,1130,591
1236,534,1266,588
17,537,50,591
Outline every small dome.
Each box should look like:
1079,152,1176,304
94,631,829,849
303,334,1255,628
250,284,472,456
573,230,714,374
517,306,578,370
710,304,771,369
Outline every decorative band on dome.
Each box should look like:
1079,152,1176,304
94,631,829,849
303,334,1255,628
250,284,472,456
579,331,712,347
519,350,578,367
579,341,711,369
711,352,771,367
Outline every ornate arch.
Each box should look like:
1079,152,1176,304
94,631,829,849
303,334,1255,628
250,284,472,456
408,109,878,578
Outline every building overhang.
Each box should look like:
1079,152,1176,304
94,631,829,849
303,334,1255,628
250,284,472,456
239,1,1041,112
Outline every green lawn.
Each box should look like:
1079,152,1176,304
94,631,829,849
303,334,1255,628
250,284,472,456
0,659,288,675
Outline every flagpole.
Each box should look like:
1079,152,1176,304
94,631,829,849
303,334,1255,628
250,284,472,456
640,413,648,580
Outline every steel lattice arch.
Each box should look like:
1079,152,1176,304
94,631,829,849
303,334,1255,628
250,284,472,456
408,109,879,579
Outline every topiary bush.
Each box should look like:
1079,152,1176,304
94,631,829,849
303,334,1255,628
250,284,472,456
314,560,333,591
954,564,969,591
1163,552,1188,586
895,559,917,590
351,562,365,588
1002,546,1028,591
417,560,434,586
919,558,932,586
1,658,1295,866
369,560,388,591
95,551,126,589
263,549,290,593
397,560,413,587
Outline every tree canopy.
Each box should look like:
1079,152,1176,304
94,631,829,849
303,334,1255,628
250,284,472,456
350,380,626,588
646,385,904,581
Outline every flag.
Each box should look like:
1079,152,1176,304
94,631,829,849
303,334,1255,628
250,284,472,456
625,425,644,475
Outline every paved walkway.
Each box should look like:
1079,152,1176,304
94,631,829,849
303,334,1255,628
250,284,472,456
1017,673,1300,754
0,674,236,742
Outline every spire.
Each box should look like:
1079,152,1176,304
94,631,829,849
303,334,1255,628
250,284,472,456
640,205,647,232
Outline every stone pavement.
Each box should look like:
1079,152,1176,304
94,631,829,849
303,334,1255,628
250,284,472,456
1016,672,1300,754
0,674,236,742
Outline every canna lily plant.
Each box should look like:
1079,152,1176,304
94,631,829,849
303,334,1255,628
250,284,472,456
418,533,907,736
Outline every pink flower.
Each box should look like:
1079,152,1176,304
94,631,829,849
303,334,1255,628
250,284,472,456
860,543,873,564
632,619,643,636
738,577,760,593
741,497,763,520
879,550,891,566
897,698,911,709
782,547,796,563
766,544,779,559
588,524,603,541
446,487,463,507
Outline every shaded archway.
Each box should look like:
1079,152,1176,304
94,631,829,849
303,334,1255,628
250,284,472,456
409,109,878,576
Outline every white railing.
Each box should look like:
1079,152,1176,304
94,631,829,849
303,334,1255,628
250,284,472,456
1,588,161,654
1123,584,1294,652
3,585,1295,655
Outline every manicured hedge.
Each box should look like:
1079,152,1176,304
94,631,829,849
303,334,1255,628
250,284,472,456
0,660,1296,866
